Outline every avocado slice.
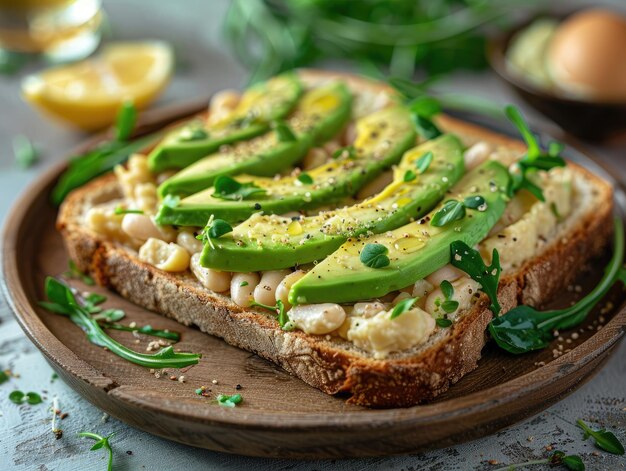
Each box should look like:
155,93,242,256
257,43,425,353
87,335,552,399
157,82,352,197
199,134,465,271
288,160,511,305
148,72,303,172
156,106,417,227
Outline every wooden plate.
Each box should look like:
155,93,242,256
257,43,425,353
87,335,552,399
2,101,625,459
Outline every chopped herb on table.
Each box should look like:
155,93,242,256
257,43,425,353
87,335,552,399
78,432,115,471
493,450,584,471
9,390,43,405
39,277,201,368
0,370,9,384
217,393,243,408
577,419,625,455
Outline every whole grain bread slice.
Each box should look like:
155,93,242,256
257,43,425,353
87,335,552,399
56,70,614,407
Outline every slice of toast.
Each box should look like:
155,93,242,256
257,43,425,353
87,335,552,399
57,70,614,407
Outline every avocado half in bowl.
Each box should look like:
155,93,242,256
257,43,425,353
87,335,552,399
487,14,626,141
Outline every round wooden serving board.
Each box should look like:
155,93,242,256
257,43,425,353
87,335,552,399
2,101,625,459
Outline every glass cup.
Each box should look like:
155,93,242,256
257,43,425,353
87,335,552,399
0,0,102,62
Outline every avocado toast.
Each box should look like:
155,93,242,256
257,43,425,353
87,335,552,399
57,70,615,407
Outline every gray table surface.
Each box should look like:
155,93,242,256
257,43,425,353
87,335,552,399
1,1,625,470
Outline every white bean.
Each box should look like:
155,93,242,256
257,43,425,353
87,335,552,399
254,270,291,306
425,264,464,287
230,272,260,307
122,214,163,241
412,279,434,298
351,302,387,318
464,141,492,171
288,303,346,335
190,253,231,292
177,231,204,254
275,270,306,309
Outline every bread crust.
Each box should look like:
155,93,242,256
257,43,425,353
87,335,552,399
56,70,615,407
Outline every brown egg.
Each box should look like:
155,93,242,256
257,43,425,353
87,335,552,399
547,9,626,102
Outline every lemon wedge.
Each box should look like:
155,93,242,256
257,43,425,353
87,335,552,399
22,41,173,131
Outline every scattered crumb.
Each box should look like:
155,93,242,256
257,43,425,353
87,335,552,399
546,445,553,451
101,413,109,423
129,321,137,329
488,459,499,465
178,376,185,383
571,332,579,340
126,450,133,455
235,384,242,390
212,379,218,385
527,436,534,442
169,375,177,381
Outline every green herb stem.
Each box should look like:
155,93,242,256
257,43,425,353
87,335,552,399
100,322,180,341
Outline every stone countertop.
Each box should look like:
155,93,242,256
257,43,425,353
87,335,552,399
0,1,625,470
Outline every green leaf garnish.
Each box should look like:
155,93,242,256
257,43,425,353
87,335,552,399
13,135,38,169
390,297,417,320
100,322,180,341
493,450,585,471
212,175,266,201
450,241,501,316
78,432,115,471
430,200,465,227
272,119,297,142
0,371,9,384
250,300,292,330
360,243,390,269
415,151,433,174
505,105,566,202
239,281,249,287
489,219,624,354
577,419,625,455
403,170,417,182
435,318,452,328
114,101,137,141
439,280,459,313
463,195,485,210
298,172,313,185
217,393,243,408
411,113,441,140
40,277,200,368
197,215,233,249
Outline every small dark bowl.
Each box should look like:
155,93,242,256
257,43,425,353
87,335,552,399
488,17,626,141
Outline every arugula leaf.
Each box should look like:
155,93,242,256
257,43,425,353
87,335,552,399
78,432,115,471
40,277,201,368
577,420,625,455
13,135,38,169
430,200,465,227
489,219,624,354
390,297,417,319
217,393,243,408
411,113,441,140
272,120,297,142
505,105,566,201
415,151,433,174
360,243,390,269
212,175,266,201
450,241,501,316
